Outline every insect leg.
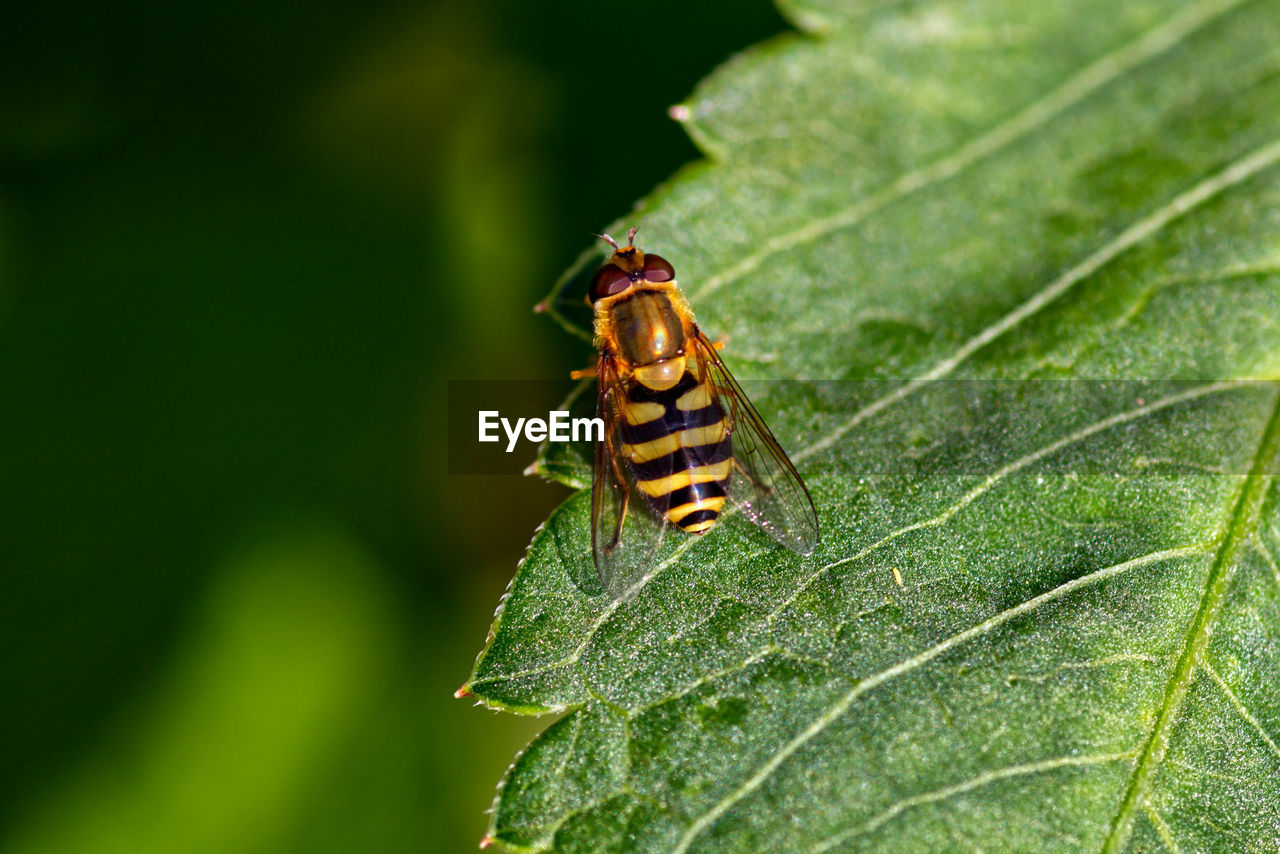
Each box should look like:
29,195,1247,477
606,448,632,551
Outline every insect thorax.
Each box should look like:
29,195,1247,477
610,290,686,367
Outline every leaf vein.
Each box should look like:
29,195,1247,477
795,135,1280,464
1199,656,1280,760
1255,537,1280,593
471,534,702,692
630,647,780,716
672,545,1204,852
813,750,1138,852
778,382,1238,614
1144,800,1182,854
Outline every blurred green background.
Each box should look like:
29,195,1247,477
0,1,788,851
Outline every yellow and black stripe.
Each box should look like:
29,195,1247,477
619,371,731,534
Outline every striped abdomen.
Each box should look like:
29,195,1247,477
619,371,731,534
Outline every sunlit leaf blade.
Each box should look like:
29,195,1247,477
467,0,1280,850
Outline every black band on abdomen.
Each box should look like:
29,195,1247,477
627,371,699,403
630,439,733,482
622,403,725,445
649,479,727,512
676,508,720,529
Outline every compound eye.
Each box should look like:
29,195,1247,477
642,254,675,282
589,264,631,302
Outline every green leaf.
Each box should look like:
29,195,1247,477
466,0,1280,850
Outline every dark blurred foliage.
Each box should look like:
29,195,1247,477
0,1,787,851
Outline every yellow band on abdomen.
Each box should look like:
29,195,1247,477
666,496,726,524
636,460,732,497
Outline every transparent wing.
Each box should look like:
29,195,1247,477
591,354,668,600
691,328,819,554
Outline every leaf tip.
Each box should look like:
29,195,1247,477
532,299,549,314
668,104,691,122
454,683,472,699
479,835,495,849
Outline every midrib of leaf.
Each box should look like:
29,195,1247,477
1102,386,1280,852
687,0,1252,307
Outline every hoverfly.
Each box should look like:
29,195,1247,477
577,227,818,598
